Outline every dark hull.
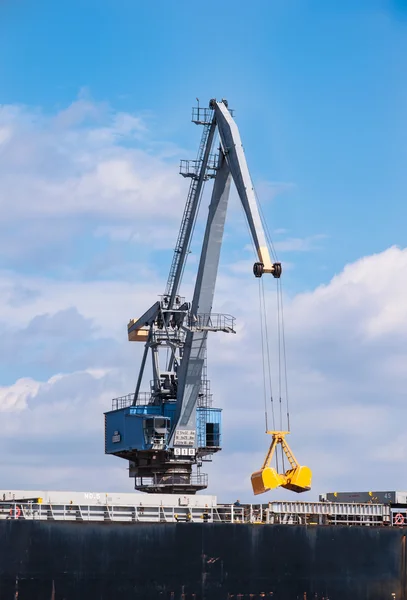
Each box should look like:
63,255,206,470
0,520,405,599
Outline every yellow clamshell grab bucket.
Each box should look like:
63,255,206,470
251,431,312,496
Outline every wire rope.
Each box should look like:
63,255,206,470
278,279,291,432
261,278,276,431
244,209,276,433
253,182,291,435
240,177,292,475
258,280,269,432
276,272,283,431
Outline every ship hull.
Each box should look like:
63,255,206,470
0,520,405,599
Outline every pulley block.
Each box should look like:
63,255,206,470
253,261,282,278
272,262,282,279
253,262,264,278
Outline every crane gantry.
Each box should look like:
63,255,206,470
104,99,312,496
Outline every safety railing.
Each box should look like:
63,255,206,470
191,106,214,125
1,501,393,526
134,472,208,490
179,154,219,180
187,313,236,333
111,393,152,410
191,105,234,125
111,382,214,412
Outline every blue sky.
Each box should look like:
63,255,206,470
2,0,407,292
0,0,407,499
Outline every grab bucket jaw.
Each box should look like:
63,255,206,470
282,466,312,493
251,431,312,496
251,467,286,495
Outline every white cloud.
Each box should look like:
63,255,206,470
287,245,407,340
274,234,328,252
0,378,40,412
254,180,296,203
94,223,178,249
371,434,407,464
0,97,186,237
0,246,406,500
206,246,407,498
0,127,11,146
1,96,407,503
241,233,327,258
0,367,132,492
0,271,161,338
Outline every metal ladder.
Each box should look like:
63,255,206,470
164,112,216,303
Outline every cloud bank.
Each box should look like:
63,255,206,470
0,96,405,502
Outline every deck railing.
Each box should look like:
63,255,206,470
0,501,393,526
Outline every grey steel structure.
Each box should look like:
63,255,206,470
105,99,281,494
320,490,407,504
0,498,394,527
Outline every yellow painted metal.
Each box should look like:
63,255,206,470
258,245,281,276
258,245,274,272
282,466,312,493
251,467,286,495
127,319,149,342
250,431,312,496
128,328,149,342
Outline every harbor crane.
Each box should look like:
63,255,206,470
104,99,312,496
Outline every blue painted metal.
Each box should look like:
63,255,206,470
105,404,222,456
104,408,171,454
197,408,222,448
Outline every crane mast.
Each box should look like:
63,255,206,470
104,99,301,496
